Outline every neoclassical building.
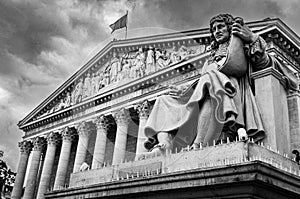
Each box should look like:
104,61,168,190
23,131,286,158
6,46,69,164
12,17,300,199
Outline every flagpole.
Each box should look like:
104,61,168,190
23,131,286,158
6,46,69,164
125,10,128,40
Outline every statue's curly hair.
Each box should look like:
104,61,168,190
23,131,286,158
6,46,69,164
209,14,244,50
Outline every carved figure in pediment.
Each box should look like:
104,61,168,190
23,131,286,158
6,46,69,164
91,72,99,96
56,99,65,111
164,50,171,66
193,45,206,55
135,48,146,77
170,46,181,64
83,73,92,98
65,92,72,106
72,78,83,103
38,109,50,119
103,69,110,86
129,59,137,79
178,45,189,60
122,59,131,81
156,49,170,69
146,46,156,75
110,52,121,83
98,71,105,89
56,97,70,111
52,102,60,112
155,49,165,69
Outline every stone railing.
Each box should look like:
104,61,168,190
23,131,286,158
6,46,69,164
65,141,300,189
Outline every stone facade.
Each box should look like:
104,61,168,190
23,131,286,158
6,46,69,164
13,18,300,199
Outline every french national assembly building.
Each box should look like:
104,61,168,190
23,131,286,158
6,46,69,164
12,17,300,199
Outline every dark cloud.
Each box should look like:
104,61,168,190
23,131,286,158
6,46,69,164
129,0,286,31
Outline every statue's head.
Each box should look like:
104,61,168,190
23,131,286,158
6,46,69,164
209,13,234,49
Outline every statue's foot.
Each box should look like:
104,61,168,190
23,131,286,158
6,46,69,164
149,143,167,156
135,153,146,161
136,144,167,161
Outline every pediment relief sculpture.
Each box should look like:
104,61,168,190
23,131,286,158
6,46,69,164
35,43,207,119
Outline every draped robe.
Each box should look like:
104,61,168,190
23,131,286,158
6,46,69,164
144,36,298,147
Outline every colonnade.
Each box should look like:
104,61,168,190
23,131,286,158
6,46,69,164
11,101,150,199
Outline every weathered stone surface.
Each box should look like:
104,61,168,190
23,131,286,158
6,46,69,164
252,67,291,154
288,93,300,151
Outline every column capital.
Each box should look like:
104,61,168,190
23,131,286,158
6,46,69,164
76,121,93,137
135,100,151,119
47,132,60,146
18,140,33,154
112,108,131,125
61,127,75,142
93,115,109,131
32,137,46,151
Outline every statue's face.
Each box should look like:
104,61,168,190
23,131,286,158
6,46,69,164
212,21,230,44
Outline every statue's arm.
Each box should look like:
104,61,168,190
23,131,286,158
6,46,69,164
232,22,271,71
248,35,299,90
248,35,271,71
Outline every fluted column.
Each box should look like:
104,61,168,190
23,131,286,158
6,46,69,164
73,121,92,172
112,108,131,165
11,141,33,199
135,100,151,159
23,137,46,199
36,132,60,199
53,127,75,190
92,115,109,169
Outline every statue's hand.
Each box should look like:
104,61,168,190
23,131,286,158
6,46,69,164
232,22,258,43
168,84,183,98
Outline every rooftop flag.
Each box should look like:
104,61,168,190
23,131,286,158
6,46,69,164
109,11,128,34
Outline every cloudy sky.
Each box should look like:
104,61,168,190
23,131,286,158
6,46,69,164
1,0,300,171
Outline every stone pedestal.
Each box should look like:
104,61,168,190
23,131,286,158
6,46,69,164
92,115,108,169
287,92,300,151
36,132,60,199
252,67,290,154
112,108,130,165
135,101,150,160
54,127,74,190
11,141,33,199
23,137,45,199
73,122,92,173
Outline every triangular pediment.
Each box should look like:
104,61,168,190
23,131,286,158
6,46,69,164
18,17,300,131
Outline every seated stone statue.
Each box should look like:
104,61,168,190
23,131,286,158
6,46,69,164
143,14,298,156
